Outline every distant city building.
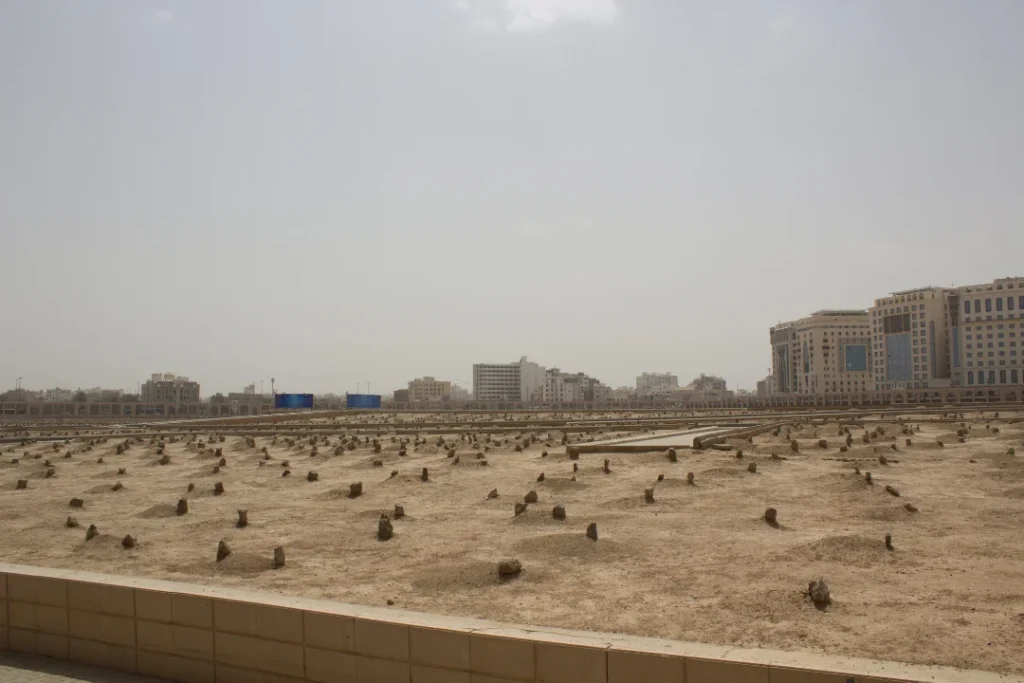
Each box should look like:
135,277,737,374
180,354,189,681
141,373,200,403
243,383,256,395
543,368,598,403
636,372,678,397
407,376,453,403
686,373,728,393
869,288,952,391
591,382,612,402
473,356,545,402
450,384,471,402
607,386,636,403
771,310,872,395
43,388,75,402
756,374,775,397
948,276,1024,388
79,387,124,402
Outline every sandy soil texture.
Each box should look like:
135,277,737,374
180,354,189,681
2,413,1023,675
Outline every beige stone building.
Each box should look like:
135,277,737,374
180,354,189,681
948,276,1024,388
407,376,452,402
635,372,678,397
869,287,952,390
140,373,200,403
771,310,872,395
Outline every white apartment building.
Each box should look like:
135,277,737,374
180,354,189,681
635,372,678,397
472,356,545,402
869,287,951,390
948,276,1024,388
543,368,595,403
771,310,873,395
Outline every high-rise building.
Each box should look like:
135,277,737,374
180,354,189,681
868,288,952,390
472,356,545,402
635,372,678,397
947,276,1024,388
770,310,872,395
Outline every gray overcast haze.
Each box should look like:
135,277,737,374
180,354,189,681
2,0,1023,396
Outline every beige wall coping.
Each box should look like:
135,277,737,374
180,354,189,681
0,562,1018,683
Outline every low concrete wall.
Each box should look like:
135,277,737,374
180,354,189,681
692,422,786,450
0,563,1013,683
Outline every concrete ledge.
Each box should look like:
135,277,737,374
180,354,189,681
0,563,1017,683
692,422,785,450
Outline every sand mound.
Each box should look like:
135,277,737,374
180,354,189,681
168,552,282,577
72,533,134,558
136,503,178,519
700,466,748,480
862,505,917,522
86,483,124,494
599,495,679,511
510,509,571,526
513,532,626,561
785,534,893,567
538,477,588,491
407,559,529,593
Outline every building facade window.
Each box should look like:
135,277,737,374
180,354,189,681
964,301,970,314
989,370,996,384
975,300,981,313
986,299,992,312
1012,369,1020,384
1000,370,1007,384
967,371,974,385
997,298,1004,312
978,372,985,384
1010,297,1016,311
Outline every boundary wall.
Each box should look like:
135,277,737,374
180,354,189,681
0,563,1014,683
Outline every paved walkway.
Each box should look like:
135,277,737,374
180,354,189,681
0,652,167,683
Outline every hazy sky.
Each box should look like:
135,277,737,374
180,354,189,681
2,0,1022,396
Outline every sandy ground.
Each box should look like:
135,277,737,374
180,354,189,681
2,413,1024,676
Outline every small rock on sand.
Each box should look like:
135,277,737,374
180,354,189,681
808,578,831,606
377,514,393,540
497,558,522,577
